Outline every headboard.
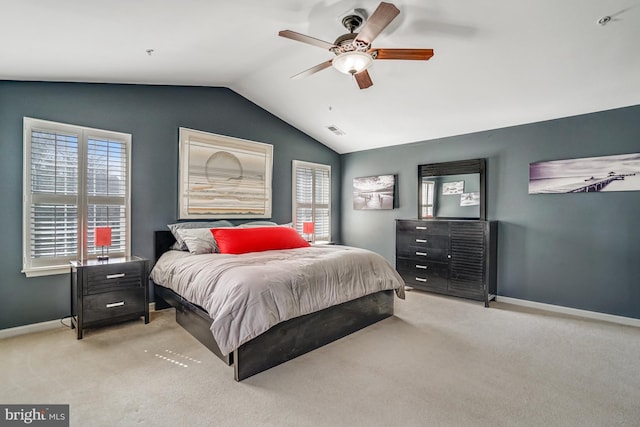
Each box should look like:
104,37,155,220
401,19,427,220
154,230,176,262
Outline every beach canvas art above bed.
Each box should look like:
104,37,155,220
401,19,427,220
178,128,273,218
529,152,640,194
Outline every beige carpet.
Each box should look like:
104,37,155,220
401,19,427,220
1,291,639,427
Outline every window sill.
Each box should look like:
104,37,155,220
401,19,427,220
23,265,71,277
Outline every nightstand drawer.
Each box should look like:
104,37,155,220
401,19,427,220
83,289,146,323
85,262,144,294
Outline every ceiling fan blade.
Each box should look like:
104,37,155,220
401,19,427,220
354,70,373,89
291,60,333,79
374,48,434,60
279,30,336,50
356,2,400,45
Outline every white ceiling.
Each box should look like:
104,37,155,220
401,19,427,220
2,1,639,154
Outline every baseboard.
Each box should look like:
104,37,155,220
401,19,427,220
4,299,636,340
1,303,159,340
0,319,65,340
495,296,640,328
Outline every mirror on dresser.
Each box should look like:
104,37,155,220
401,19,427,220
418,158,485,220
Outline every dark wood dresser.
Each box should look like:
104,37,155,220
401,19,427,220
396,219,498,306
70,256,149,339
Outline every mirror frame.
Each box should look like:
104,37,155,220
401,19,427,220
418,158,486,220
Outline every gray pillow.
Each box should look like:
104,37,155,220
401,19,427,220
176,228,221,254
168,220,234,250
237,221,278,228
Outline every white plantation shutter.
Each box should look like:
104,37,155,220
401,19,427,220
23,118,131,276
29,130,79,262
292,160,331,243
87,137,128,256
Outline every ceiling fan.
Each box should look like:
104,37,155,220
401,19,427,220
279,2,434,90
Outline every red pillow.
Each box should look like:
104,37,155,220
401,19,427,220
211,226,311,254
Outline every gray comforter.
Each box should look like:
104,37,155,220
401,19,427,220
150,245,405,355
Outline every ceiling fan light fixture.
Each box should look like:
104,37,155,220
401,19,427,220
332,51,373,75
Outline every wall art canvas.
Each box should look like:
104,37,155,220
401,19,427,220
353,174,396,210
178,128,273,218
529,152,640,194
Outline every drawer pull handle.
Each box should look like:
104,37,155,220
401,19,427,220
106,273,126,279
415,226,427,230
106,301,125,308
415,277,427,282
415,239,427,243
416,265,428,269
416,252,428,256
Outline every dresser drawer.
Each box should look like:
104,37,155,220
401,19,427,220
85,262,144,294
398,233,449,252
396,258,449,279
83,289,146,323
397,245,450,262
397,258,449,292
397,220,449,236
399,271,448,292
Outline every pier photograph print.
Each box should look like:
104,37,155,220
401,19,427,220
529,152,640,194
353,174,396,210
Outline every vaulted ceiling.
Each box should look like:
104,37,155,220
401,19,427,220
2,1,639,153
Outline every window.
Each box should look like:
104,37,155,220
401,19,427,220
23,118,131,277
292,160,331,243
420,180,435,218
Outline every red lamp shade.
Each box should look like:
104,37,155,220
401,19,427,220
95,227,112,247
302,222,314,234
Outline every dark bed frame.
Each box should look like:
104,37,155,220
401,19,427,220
151,230,395,381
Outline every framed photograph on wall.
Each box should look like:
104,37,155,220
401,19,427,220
178,127,273,219
529,152,640,194
353,174,396,210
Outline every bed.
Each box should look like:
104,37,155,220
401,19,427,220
150,226,405,381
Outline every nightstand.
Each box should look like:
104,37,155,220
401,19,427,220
70,256,149,339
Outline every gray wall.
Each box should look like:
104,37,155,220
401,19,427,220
2,80,638,328
0,81,340,330
341,104,640,319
